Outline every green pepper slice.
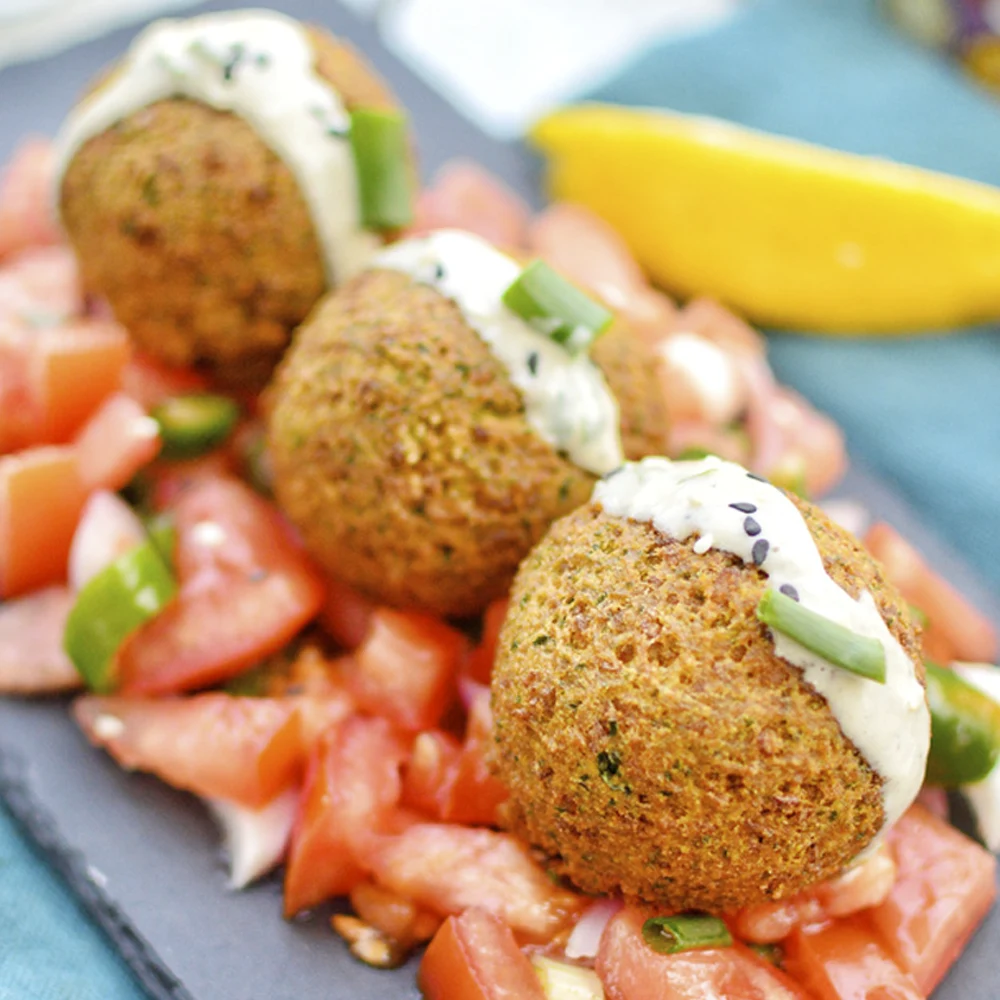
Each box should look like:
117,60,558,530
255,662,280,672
63,539,178,692
151,393,240,461
926,660,1000,786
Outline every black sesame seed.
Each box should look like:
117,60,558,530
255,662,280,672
743,516,762,537
747,472,769,483
729,502,757,514
434,262,446,281
527,351,539,376
779,583,800,602
752,538,769,566
222,44,245,82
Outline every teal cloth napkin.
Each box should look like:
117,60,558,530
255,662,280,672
0,803,139,999
587,0,1000,594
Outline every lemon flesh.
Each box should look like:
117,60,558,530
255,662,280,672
532,104,1000,333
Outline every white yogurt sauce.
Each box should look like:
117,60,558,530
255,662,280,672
53,9,378,284
374,230,625,477
593,455,930,835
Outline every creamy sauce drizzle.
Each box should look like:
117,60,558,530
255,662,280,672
54,9,378,283
374,230,624,477
594,456,930,836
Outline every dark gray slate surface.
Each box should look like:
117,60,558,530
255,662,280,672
0,3,998,998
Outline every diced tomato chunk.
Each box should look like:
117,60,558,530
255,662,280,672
74,694,304,807
0,445,86,598
440,688,508,826
402,729,463,818
349,881,442,949
412,160,531,249
149,452,237,510
0,586,79,694
319,575,376,650
865,522,998,664
118,478,325,695
283,715,409,916
0,138,61,260
342,610,465,732
461,598,509,685
32,322,130,443
369,823,583,939
0,324,42,454
0,246,80,327
419,908,545,1000
783,919,922,1000
598,908,812,1000
867,803,997,994
75,393,161,492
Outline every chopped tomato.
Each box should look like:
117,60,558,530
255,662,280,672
461,598,509,685
598,907,812,1000
412,160,531,249
75,393,161,493
32,322,130,443
0,445,86,598
865,522,998,664
733,843,897,943
0,246,80,327
342,610,466,732
120,352,210,411
0,138,61,260
783,919,922,1000
369,823,583,939
440,687,508,826
0,318,128,454
419,908,545,1000
287,689,358,750
867,803,997,994
402,729,463,818
118,478,325,695
529,203,647,306
0,586,80,694
74,694,304,808
149,452,238,510
319,575,376,650
283,715,409,916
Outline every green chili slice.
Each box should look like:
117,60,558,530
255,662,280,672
926,661,1000,786
641,913,733,955
502,260,613,356
63,539,177,692
152,393,240,460
350,108,413,229
756,588,886,684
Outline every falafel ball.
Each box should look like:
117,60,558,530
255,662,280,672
491,457,927,913
267,232,668,618
57,12,406,386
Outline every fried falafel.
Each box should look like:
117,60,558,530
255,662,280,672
57,10,408,385
267,230,668,618
491,456,930,912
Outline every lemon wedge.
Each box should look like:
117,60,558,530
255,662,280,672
532,104,1000,333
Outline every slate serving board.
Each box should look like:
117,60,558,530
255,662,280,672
1,3,999,998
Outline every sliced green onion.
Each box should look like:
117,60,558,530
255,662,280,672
502,260,613,356
925,660,1000,786
63,538,177,692
350,108,413,230
531,955,604,999
152,393,240,460
641,913,733,955
756,588,886,684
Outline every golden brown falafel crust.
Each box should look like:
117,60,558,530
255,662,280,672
60,29,398,386
491,496,923,912
267,268,665,618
